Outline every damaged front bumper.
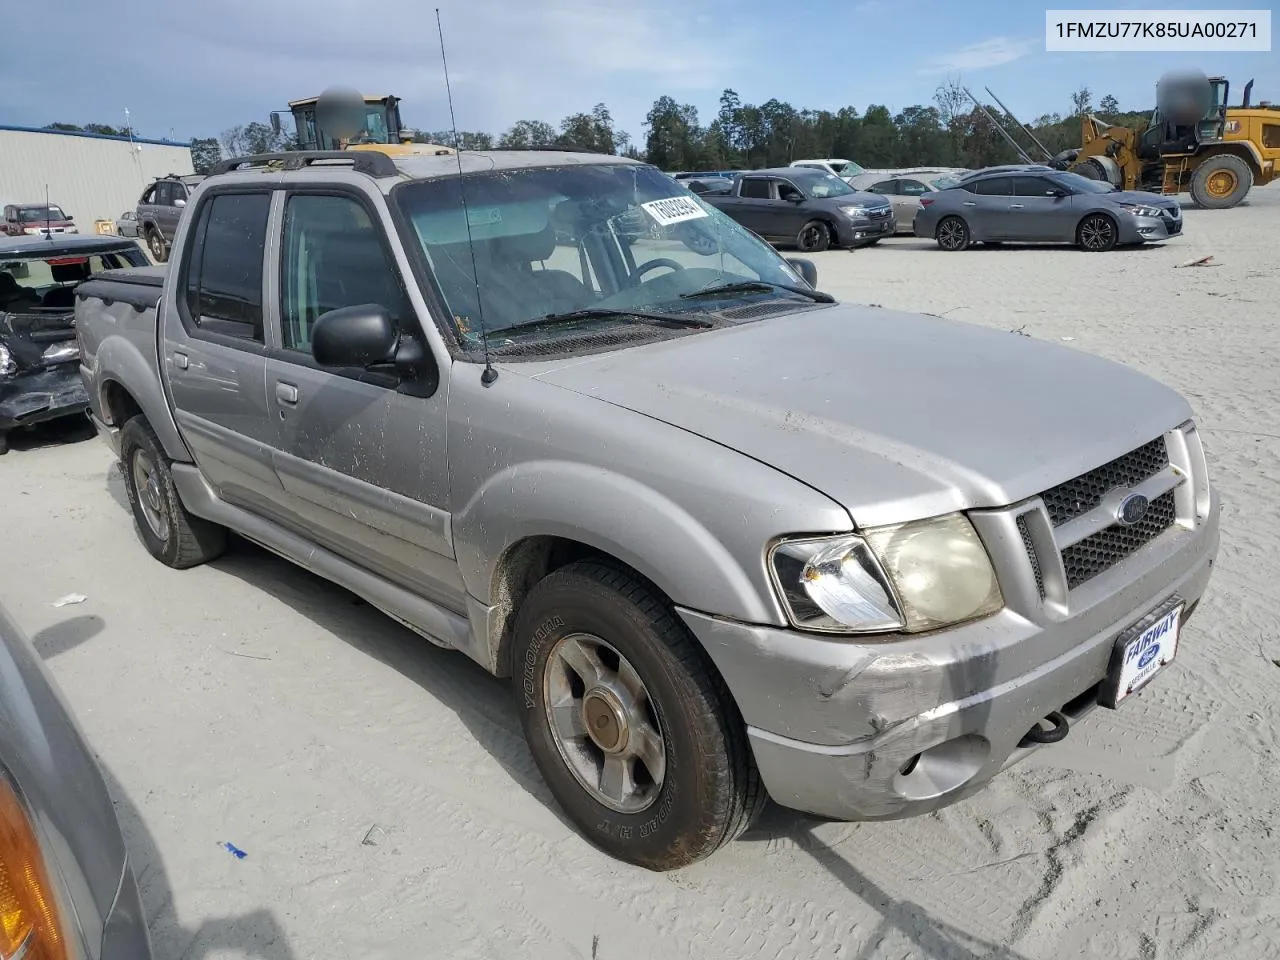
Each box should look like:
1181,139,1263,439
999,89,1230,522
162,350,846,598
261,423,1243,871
677,493,1219,821
0,362,90,432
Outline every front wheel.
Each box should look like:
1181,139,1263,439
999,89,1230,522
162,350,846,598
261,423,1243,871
936,216,970,251
795,220,831,253
1189,154,1252,209
1077,213,1118,252
120,416,227,568
512,561,765,871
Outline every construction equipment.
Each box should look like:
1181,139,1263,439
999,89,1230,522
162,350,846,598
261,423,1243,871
974,72,1280,209
271,88,455,158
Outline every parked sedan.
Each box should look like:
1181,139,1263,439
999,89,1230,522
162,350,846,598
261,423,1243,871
116,211,140,238
0,602,154,958
848,172,955,233
913,168,1184,251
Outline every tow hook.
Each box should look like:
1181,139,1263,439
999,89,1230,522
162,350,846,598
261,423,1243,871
1018,710,1069,748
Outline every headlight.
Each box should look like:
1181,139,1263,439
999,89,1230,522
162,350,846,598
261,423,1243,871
1120,203,1163,218
840,205,868,217
0,343,16,378
0,773,71,960
769,513,1004,635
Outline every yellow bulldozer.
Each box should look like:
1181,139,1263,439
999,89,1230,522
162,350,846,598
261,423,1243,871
272,89,456,158
972,71,1279,209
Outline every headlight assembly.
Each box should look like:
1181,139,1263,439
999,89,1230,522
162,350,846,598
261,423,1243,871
1120,203,1164,218
769,513,1004,636
840,205,869,218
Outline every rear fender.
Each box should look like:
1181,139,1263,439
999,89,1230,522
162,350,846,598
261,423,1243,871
92,323,190,462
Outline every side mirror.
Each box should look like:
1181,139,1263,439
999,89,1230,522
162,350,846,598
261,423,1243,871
785,193,804,203
174,198,186,207
312,304,400,368
1048,188,1068,197
786,258,818,288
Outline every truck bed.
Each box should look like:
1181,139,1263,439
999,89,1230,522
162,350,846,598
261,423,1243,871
76,266,167,310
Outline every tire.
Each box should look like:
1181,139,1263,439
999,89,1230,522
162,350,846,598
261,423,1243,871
1189,154,1252,209
1076,213,1119,252
512,560,765,871
1074,158,1107,181
935,216,970,251
795,220,831,253
119,416,226,568
145,227,169,263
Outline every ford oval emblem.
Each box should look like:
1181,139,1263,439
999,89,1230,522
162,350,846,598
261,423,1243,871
1117,493,1150,526
1138,645,1159,669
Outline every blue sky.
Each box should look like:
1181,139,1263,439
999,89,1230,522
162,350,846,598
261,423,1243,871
5,0,1275,147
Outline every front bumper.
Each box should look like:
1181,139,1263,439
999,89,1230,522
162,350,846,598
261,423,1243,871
836,213,896,247
1124,211,1182,242
678,492,1219,821
100,856,154,959
0,362,89,431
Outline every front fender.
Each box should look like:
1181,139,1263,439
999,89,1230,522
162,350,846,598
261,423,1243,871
92,328,191,463
453,460,775,626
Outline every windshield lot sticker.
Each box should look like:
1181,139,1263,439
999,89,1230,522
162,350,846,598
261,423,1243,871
641,196,708,226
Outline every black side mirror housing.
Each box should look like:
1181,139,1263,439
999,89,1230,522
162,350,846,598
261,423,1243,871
312,304,400,368
785,193,804,203
1049,188,1068,197
786,258,818,288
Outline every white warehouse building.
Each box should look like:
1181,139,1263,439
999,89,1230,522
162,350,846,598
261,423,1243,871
0,125,193,234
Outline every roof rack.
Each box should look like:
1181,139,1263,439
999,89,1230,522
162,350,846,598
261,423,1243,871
208,150,400,178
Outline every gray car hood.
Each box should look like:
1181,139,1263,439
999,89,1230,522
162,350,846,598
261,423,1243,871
1107,190,1179,208
533,305,1191,527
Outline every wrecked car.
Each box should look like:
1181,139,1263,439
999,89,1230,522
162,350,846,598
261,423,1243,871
1,234,148,454
77,148,1218,871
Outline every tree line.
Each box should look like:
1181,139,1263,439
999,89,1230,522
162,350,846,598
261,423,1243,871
49,82,1152,176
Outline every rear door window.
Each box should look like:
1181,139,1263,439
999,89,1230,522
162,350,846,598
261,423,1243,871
740,178,774,199
971,177,1013,196
183,192,271,343
1011,176,1057,197
869,180,899,194
898,179,930,196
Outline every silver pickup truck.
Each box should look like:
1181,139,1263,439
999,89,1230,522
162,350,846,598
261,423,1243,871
76,149,1220,871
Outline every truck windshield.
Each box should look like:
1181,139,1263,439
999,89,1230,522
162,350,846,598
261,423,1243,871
394,163,815,355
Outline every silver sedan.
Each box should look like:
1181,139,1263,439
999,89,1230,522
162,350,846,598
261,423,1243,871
847,172,958,233
912,168,1184,251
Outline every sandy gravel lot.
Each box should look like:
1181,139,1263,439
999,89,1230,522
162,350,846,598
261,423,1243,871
3,187,1278,960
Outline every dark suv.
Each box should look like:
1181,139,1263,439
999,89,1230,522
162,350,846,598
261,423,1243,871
136,174,203,262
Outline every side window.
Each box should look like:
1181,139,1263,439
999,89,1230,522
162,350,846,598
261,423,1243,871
740,178,773,199
140,187,154,205
777,180,804,201
1263,124,1280,149
971,177,1012,196
280,193,412,354
184,192,271,343
899,179,929,196
869,180,898,194
1012,176,1055,197
158,182,176,206
172,183,188,204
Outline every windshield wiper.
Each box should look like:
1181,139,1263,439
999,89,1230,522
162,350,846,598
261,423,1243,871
486,307,714,337
679,280,835,304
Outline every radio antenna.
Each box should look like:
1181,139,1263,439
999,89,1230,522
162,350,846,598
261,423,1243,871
436,8,497,386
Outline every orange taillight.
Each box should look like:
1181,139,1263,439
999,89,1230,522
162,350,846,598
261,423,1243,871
0,776,67,960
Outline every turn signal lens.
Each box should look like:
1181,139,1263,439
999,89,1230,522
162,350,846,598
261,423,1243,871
0,776,67,960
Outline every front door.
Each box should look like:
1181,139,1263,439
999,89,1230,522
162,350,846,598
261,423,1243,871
162,189,279,513
1008,176,1075,241
263,189,462,609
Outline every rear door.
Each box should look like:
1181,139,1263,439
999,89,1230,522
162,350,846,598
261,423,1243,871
893,178,932,230
156,182,181,240
731,177,778,235
162,188,279,511
261,187,461,608
968,176,1014,238
1008,175,1074,241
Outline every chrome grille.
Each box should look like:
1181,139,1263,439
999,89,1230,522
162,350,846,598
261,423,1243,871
1060,490,1177,589
868,208,891,219
1041,438,1169,527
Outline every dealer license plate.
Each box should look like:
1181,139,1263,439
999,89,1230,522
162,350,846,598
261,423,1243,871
1099,599,1182,708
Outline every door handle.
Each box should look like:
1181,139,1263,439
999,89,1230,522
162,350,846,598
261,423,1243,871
962,201,977,206
173,351,189,369
275,382,299,405
1010,203,1025,209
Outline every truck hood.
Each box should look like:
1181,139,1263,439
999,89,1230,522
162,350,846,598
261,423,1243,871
533,305,1192,527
